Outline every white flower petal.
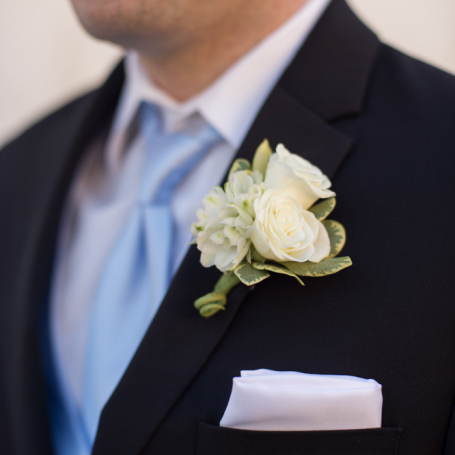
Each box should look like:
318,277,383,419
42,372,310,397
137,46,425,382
308,221,331,263
265,145,334,209
215,245,240,271
209,230,226,245
200,253,216,268
265,161,318,210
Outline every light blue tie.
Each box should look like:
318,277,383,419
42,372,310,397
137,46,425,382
81,102,222,451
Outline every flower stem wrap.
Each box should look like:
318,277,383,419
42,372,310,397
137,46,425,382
194,272,241,317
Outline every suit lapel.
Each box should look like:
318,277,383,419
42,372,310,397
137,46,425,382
2,63,124,455
233,85,352,180
92,2,379,454
279,0,380,122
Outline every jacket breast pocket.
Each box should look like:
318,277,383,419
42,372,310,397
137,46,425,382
196,423,402,455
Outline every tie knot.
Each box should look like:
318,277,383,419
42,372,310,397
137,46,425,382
136,101,223,204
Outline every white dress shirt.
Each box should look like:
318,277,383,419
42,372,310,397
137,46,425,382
49,0,331,446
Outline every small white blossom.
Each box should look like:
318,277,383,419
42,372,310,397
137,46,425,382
191,171,265,272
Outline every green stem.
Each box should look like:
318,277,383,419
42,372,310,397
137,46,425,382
213,272,241,294
194,272,241,318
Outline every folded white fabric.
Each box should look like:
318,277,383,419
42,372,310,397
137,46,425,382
219,369,382,431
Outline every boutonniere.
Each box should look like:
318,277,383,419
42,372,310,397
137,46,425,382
191,140,352,317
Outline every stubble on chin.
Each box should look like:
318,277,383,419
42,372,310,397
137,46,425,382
70,0,194,51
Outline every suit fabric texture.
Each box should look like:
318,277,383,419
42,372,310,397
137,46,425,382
1,1,455,454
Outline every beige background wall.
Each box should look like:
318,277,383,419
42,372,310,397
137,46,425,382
1,0,454,147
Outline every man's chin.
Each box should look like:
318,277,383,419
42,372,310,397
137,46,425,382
70,0,134,44
74,13,141,49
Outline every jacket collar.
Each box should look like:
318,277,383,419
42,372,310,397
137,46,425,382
111,0,329,165
279,0,380,122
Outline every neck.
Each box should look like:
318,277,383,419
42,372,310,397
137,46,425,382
137,0,309,101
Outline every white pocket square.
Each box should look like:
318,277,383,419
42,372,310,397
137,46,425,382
220,369,383,431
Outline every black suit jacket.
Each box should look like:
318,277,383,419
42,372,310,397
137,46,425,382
1,1,455,454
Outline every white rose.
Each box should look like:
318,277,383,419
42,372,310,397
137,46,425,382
192,171,264,272
251,189,330,263
265,144,335,210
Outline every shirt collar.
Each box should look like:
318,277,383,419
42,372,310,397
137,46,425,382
106,0,331,171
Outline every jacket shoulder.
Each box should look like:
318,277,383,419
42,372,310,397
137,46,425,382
354,43,455,166
0,89,99,159
0,60,124,171
369,44,455,119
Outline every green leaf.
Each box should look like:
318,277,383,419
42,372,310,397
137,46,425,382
308,197,336,221
229,158,251,176
213,272,241,295
234,262,270,286
252,262,304,286
200,304,225,318
322,220,346,258
282,257,352,277
252,139,273,177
